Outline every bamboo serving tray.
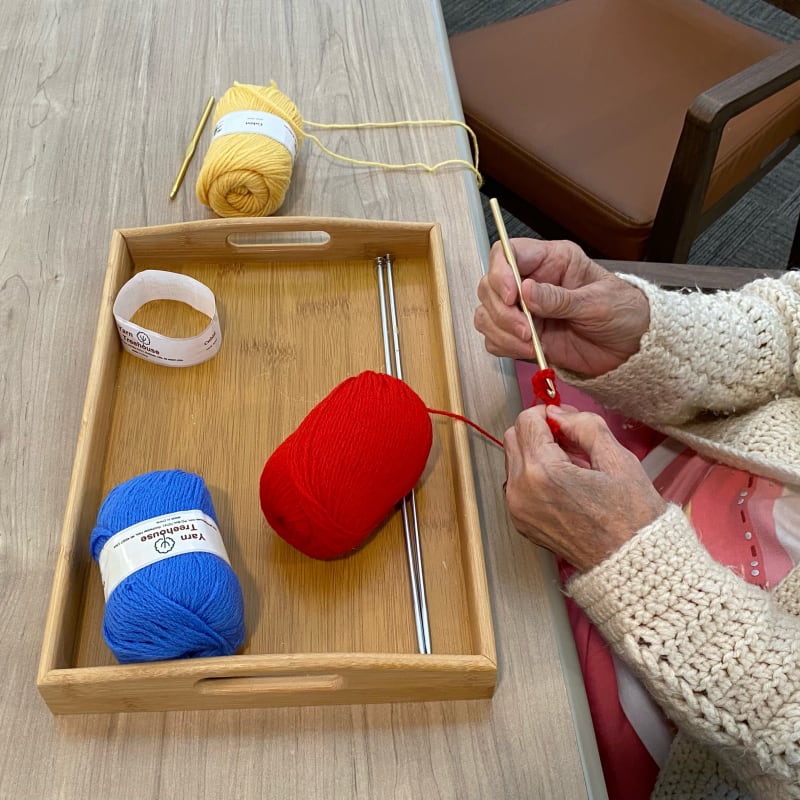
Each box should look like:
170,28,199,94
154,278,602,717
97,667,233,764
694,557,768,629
37,216,497,714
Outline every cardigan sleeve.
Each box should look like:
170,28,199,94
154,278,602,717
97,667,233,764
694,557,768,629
566,504,800,798
560,272,800,428
773,568,800,618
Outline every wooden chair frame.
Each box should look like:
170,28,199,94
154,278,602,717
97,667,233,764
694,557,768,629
650,38,800,266
482,1,800,269
599,259,786,290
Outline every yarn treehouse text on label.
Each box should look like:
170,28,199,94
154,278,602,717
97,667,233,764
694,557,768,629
98,510,231,599
113,270,222,367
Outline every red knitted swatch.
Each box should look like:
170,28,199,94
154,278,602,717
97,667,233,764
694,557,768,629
531,367,563,439
259,371,433,559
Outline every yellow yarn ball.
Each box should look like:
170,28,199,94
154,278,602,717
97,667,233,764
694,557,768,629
196,82,304,217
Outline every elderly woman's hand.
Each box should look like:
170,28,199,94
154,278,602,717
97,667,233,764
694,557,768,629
504,405,667,571
475,239,651,376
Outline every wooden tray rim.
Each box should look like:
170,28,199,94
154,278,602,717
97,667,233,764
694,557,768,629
37,216,497,712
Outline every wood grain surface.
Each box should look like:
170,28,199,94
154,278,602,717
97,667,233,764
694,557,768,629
1,0,603,797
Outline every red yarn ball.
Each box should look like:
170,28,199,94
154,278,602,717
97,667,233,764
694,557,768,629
259,371,433,559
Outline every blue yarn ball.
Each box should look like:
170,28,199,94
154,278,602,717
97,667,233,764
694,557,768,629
90,469,246,664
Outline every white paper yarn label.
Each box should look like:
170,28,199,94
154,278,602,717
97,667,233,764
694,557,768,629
113,270,222,367
98,510,231,600
212,110,298,161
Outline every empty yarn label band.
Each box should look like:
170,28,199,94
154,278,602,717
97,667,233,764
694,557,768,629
98,510,231,600
113,270,222,367
212,110,298,161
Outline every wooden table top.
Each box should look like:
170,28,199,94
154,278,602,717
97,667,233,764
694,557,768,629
1,0,604,797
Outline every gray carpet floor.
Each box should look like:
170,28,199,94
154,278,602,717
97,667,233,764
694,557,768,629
442,0,800,268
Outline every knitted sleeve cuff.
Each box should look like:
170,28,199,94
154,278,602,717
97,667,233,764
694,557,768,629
773,567,800,617
559,274,796,426
565,504,742,651
566,504,800,785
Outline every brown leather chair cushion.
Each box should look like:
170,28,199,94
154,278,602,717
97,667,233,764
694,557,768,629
449,0,800,259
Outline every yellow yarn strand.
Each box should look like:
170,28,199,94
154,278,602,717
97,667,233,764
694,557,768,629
196,82,482,218
302,118,482,186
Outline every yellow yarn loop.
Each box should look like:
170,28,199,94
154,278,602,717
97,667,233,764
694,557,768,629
195,81,481,218
196,82,304,217
302,118,481,185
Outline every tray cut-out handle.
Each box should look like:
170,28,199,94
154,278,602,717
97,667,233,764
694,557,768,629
196,673,344,695
120,216,437,266
226,229,332,251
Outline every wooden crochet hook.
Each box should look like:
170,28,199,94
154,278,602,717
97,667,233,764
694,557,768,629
489,198,556,399
170,95,215,199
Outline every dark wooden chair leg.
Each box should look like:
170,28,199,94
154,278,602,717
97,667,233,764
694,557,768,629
789,209,800,270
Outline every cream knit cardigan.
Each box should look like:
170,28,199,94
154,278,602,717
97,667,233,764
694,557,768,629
561,272,800,800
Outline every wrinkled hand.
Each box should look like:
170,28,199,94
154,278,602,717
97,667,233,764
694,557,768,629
504,405,666,572
475,238,650,376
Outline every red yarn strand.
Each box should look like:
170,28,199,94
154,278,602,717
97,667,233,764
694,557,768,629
427,408,504,449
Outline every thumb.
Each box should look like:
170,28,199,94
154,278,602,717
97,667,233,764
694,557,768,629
547,407,627,472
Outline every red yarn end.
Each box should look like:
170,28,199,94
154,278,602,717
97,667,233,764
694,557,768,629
531,368,561,407
531,368,566,443
546,416,562,438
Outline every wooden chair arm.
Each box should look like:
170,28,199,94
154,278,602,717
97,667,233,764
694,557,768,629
689,41,800,130
598,260,785,290
648,40,800,263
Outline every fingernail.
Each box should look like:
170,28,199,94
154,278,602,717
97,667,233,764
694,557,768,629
547,405,564,416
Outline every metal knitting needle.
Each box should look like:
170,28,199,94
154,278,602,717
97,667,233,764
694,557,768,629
489,198,556,399
376,254,426,654
376,254,431,655
384,254,431,654
170,95,215,199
